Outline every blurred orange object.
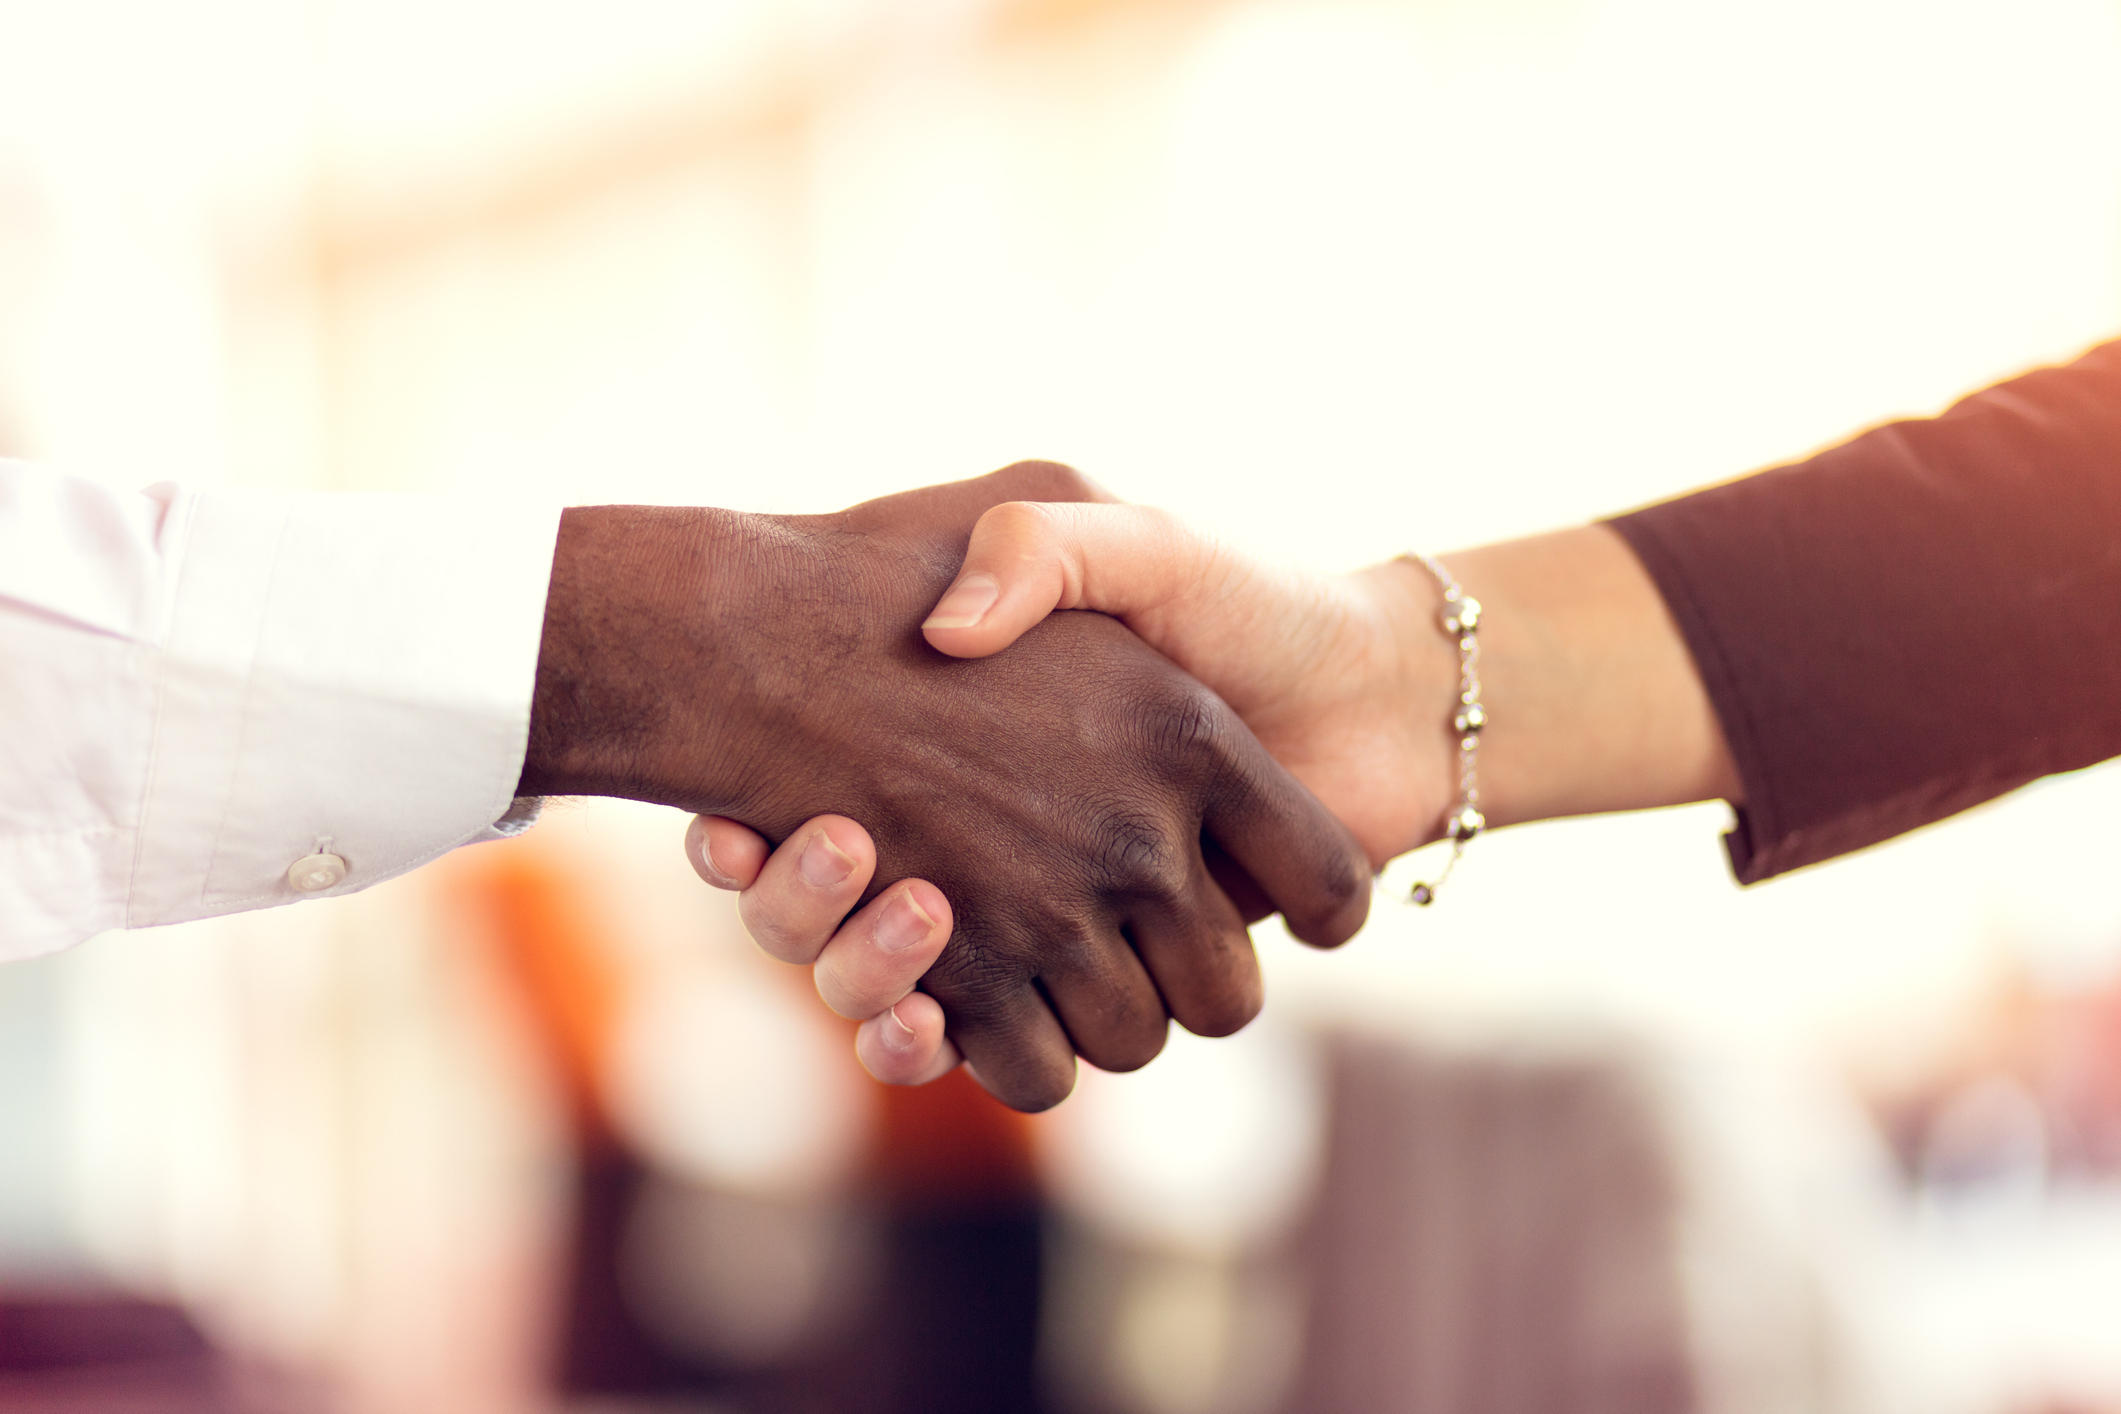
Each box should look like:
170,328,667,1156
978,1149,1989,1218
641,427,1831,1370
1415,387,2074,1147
869,1065,1041,1210
456,843,629,1147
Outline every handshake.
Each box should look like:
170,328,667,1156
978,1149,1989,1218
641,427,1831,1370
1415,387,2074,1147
519,460,1741,1111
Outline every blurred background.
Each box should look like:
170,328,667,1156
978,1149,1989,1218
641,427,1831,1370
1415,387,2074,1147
3,0,2121,1410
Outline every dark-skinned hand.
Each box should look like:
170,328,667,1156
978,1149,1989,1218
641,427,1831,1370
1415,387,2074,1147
517,461,1370,1111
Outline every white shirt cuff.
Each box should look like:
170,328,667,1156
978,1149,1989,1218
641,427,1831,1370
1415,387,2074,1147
124,491,561,928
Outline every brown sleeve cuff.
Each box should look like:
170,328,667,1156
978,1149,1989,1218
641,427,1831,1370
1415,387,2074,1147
1604,340,2121,883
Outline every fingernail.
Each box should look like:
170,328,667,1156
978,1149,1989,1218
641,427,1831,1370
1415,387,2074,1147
694,832,738,889
881,1004,918,1053
922,573,999,630
798,829,857,889
875,888,938,954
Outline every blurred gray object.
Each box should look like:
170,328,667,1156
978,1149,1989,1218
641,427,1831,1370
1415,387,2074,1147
1284,1031,1697,1414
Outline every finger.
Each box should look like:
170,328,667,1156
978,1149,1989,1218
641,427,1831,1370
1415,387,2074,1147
1037,934,1173,1074
812,879,953,1019
923,502,1222,658
1124,873,1263,1040
854,993,962,1087
684,814,770,890
922,928,1081,1112
735,815,878,965
1202,835,1275,924
974,458,1121,506
1202,731,1373,949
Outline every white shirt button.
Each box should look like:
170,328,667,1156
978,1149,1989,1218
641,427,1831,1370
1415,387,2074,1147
287,852,349,893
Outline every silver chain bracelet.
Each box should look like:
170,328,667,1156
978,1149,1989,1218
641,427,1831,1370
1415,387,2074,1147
1408,554,1485,905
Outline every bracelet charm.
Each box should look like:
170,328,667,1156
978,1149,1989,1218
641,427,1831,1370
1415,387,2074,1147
1408,554,1483,906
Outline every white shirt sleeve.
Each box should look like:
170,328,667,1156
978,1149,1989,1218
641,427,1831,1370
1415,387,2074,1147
0,460,561,960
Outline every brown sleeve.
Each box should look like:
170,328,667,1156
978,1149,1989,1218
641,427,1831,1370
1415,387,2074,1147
1606,339,2121,883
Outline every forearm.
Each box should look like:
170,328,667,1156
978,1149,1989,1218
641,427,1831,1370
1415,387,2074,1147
1609,342,2121,880
1382,339,2121,873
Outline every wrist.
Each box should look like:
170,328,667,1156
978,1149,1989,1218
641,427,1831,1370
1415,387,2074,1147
518,503,739,805
1441,524,1740,827
1353,557,1466,848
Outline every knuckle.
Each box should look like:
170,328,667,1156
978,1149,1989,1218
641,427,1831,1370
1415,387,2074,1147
920,928,1024,1014
814,943,897,1018
1292,840,1370,939
1132,679,1229,766
1090,809,1178,889
1326,851,1367,913
1085,1015,1171,1075
1182,971,1264,1038
983,500,1063,559
1155,919,1263,1038
1139,504,1189,543
813,967,863,1018
1005,1063,1078,1114
862,1044,922,1086
992,459,1096,504
738,900,811,963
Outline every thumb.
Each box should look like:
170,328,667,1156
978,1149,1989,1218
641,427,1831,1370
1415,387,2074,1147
921,502,1218,659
